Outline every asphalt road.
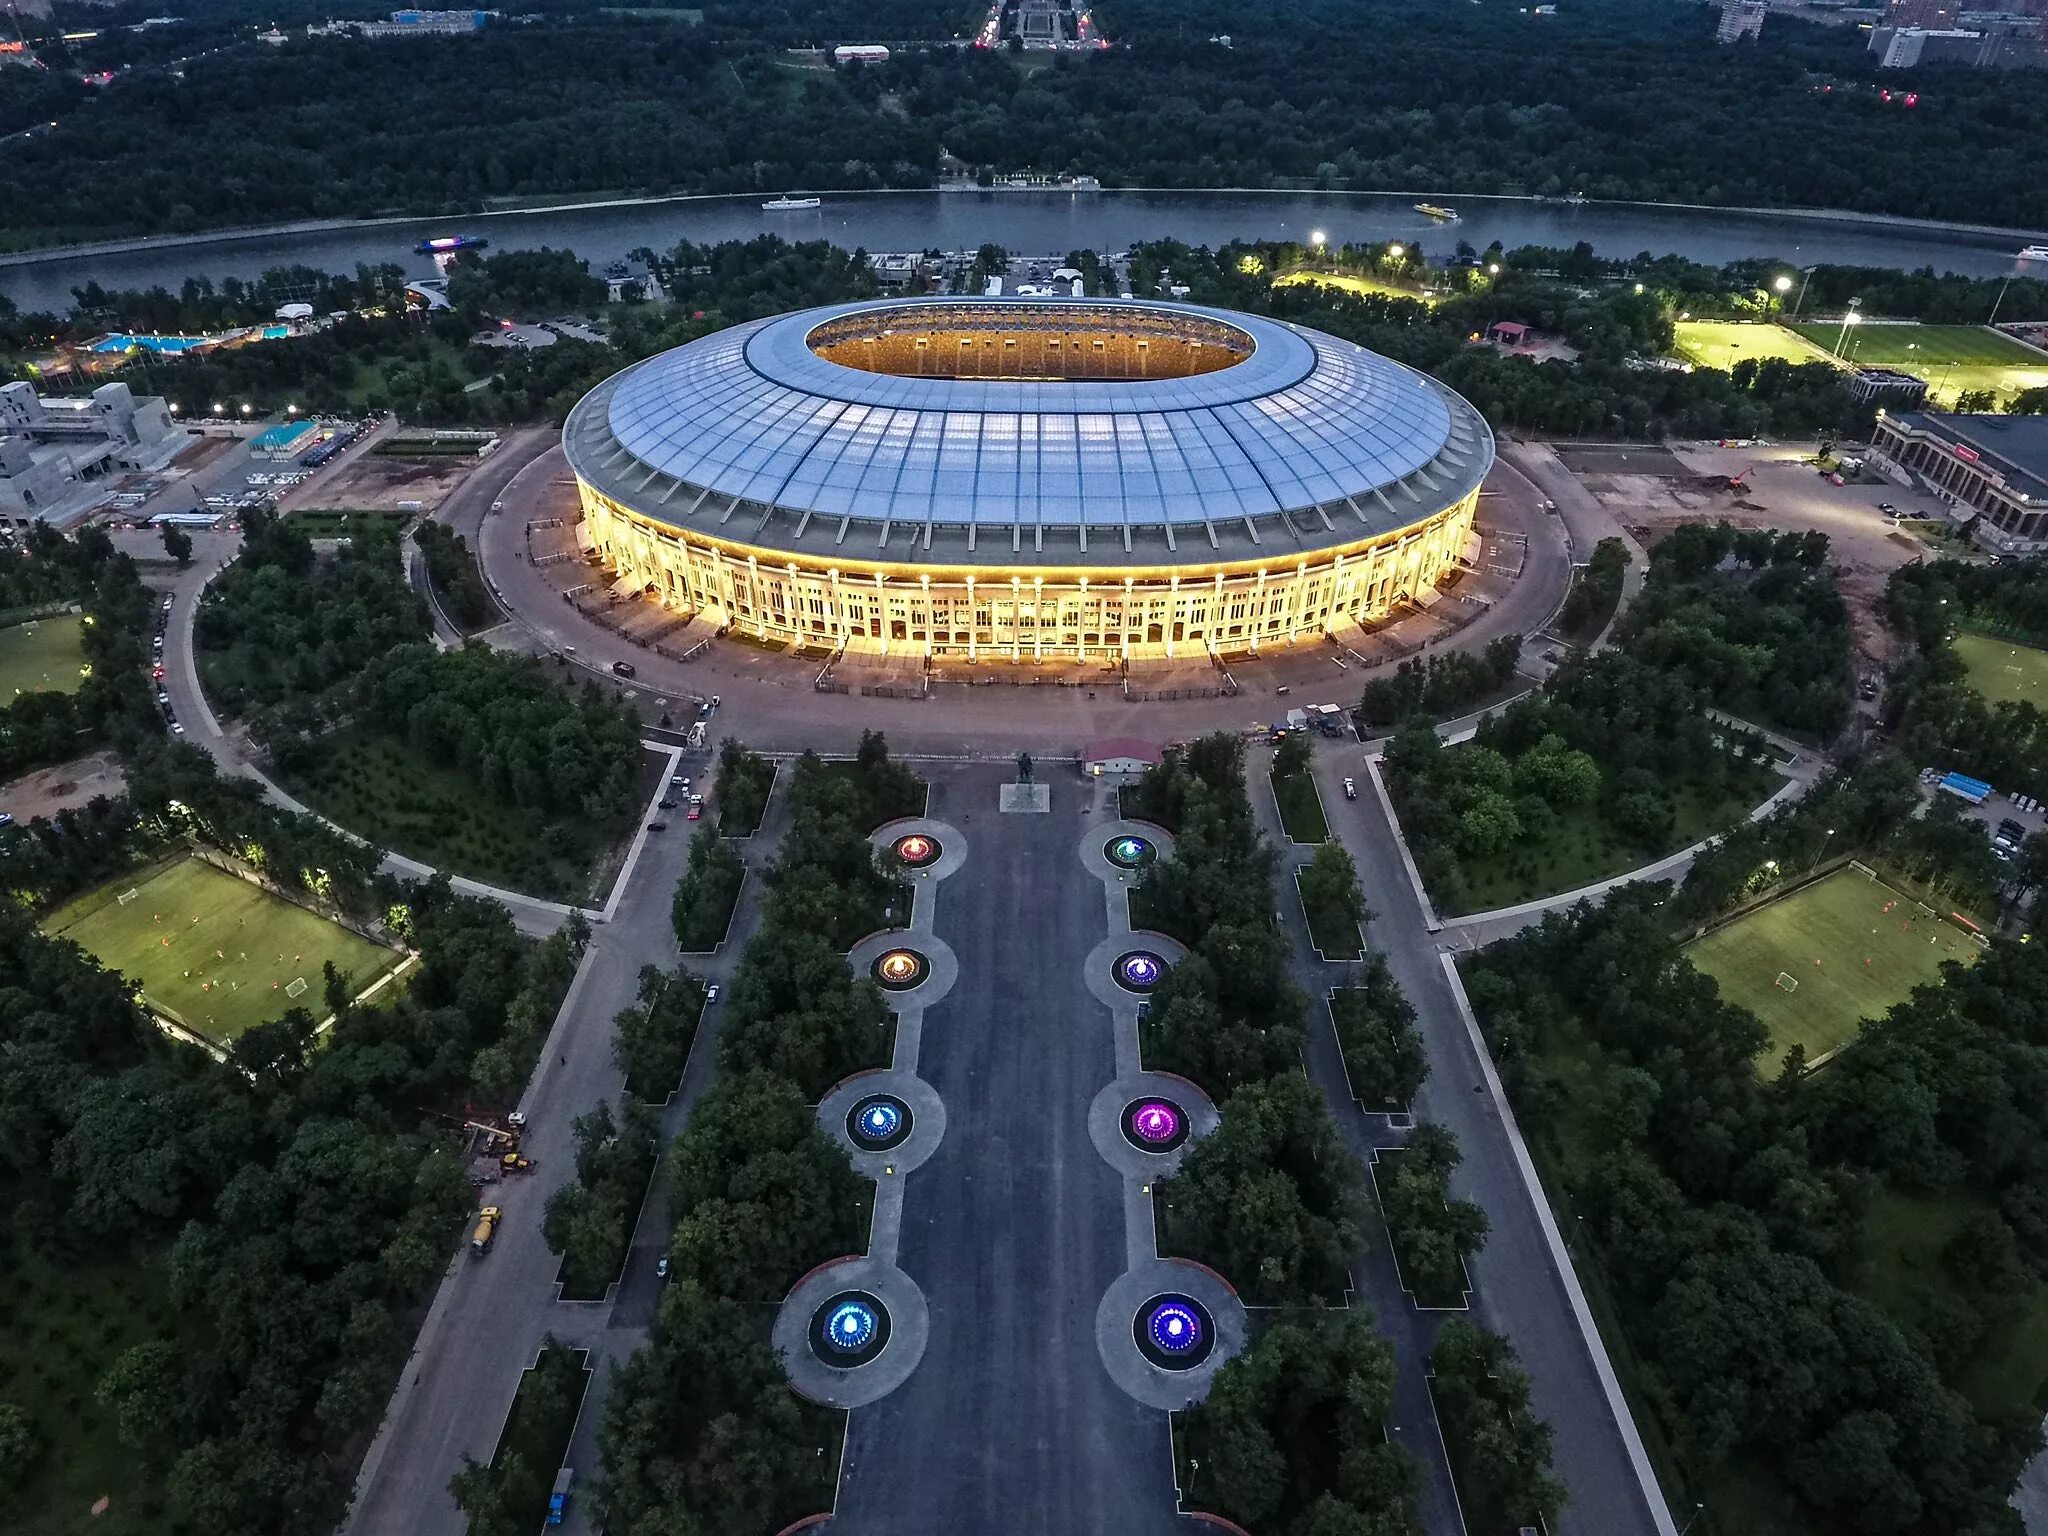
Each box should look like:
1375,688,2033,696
1293,743,1667,1536
833,766,1183,1535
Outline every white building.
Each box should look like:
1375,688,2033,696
0,380,184,528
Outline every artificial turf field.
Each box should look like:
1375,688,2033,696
1686,865,1977,1068
1951,631,2048,708
1671,319,1834,372
1788,321,2048,407
1272,271,1438,305
44,856,400,1045
0,615,87,697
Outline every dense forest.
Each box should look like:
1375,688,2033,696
0,524,159,781
4,0,2047,247
2,744,585,1536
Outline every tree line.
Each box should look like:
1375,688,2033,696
1128,732,1561,1532
0,524,159,782
6,0,2047,245
595,738,917,1532
1466,872,2038,1536
3,755,584,1535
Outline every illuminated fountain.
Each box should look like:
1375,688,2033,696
1133,1293,1215,1370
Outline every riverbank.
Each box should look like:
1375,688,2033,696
4,185,2045,272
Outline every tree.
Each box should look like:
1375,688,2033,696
1330,955,1427,1108
1298,840,1368,952
0,1402,38,1479
1954,387,1998,413
97,1339,186,1451
161,523,194,567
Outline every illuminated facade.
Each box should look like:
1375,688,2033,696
564,298,1493,661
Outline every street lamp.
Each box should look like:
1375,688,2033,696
1834,303,1862,359
1633,282,1644,295
1814,826,1837,872
1309,228,1326,249
1487,262,1501,275
1388,243,1405,259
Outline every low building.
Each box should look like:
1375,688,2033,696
1084,738,1163,776
1870,409,2048,552
0,380,184,527
355,8,490,36
1847,368,1931,407
833,43,889,63
603,260,664,303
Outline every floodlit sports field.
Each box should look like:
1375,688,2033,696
1672,320,1833,372
1789,321,2048,407
44,856,402,1046
1272,271,1438,305
1952,631,2048,708
0,615,88,698
1687,866,1977,1069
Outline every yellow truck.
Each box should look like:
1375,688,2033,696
471,1206,502,1258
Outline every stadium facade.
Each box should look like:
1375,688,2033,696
563,298,1494,661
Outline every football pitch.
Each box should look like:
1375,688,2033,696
1952,631,2048,708
1686,866,1977,1069
0,615,88,698
44,856,402,1046
1671,320,1833,371
1788,321,2048,407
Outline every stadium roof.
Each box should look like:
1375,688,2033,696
565,298,1492,567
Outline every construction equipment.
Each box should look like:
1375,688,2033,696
463,1119,520,1148
471,1206,502,1257
502,1153,537,1175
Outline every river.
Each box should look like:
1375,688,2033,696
2,188,2044,314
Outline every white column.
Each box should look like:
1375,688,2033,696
967,575,978,660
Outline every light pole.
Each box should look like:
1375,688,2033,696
1791,265,1817,318
1772,272,1793,313
1833,303,1861,359
1813,826,1837,872
1679,1502,1706,1536
1990,272,2016,328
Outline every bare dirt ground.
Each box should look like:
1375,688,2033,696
298,445,486,513
1,750,126,821
1555,440,1943,679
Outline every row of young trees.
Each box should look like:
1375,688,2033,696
596,737,918,1532
3,775,585,1534
1133,733,1562,1533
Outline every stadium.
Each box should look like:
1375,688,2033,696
562,298,1494,663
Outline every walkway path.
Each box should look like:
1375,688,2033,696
1290,743,1675,1536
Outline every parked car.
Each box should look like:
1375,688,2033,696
705,984,720,1004
647,820,668,831
658,798,677,810
612,661,637,678
1342,777,1358,800
655,1252,670,1280
1878,502,1897,514
687,806,701,821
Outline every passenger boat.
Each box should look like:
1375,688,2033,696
763,195,823,210
2019,245,2048,261
1413,203,1460,222
415,234,488,255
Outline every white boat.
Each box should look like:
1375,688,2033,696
2019,245,2048,262
762,195,822,211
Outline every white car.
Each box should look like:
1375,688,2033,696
705,984,720,1004
1343,777,1358,800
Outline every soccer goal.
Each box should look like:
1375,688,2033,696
1774,972,1799,993
116,888,140,906
284,976,309,999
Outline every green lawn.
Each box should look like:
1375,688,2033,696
0,614,88,698
1672,320,1833,372
4,1194,187,1536
1436,764,1779,918
1850,1191,2048,1421
1272,769,1329,843
1789,321,2048,407
43,856,402,1046
278,728,651,903
1951,631,2048,709
1273,270,1438,306
1686,866,1975,1070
